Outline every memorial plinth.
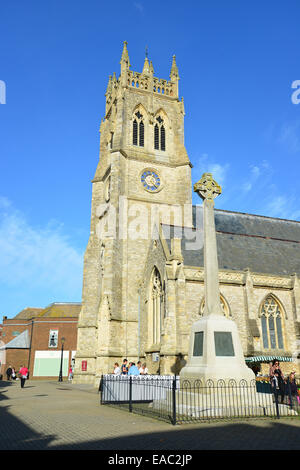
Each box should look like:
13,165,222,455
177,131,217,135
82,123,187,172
180,173,255,384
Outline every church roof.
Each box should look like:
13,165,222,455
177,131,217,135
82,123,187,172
161,207,300,276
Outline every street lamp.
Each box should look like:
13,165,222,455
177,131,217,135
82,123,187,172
58,337,66,382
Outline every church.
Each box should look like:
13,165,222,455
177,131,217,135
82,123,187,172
73,42,300,385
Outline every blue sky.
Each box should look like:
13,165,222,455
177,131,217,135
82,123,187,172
0,1,300,318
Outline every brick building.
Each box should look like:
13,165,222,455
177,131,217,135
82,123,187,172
0,303,81,379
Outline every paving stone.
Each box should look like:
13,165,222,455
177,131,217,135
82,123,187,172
1,380,300,450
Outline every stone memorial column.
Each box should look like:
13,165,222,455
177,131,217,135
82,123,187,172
195,173,223,317
180,173,255,383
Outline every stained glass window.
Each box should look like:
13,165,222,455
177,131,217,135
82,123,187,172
260,295,284,350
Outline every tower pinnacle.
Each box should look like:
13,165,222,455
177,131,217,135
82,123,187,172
170,55,179,80
142,56,150,76
120,41,130,70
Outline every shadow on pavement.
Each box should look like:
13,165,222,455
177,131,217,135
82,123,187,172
0,401,56,449
0,406,300,451
47,420,300,451
1,380,300,452
0,380,15,401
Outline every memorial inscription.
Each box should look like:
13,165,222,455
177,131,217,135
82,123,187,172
193,332,204,357
214,332,235,357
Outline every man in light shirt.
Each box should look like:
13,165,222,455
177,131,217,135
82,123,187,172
128,362,140,376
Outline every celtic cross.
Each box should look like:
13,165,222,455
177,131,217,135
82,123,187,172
194,173,222,201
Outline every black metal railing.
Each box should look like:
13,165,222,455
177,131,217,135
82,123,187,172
99,375,300,425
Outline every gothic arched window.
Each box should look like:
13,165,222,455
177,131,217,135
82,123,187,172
154,124,159,150
133,111,144,147
260,295,284,350
133,119,138,146
154,115,166,151
139,120,144,146
149,268,163,346
200,295,231,317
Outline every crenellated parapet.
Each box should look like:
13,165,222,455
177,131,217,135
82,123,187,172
126,70,177,98
105,41,179,114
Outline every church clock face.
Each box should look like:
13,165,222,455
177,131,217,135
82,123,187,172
141,170,161,193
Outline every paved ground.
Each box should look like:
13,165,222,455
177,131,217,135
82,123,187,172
1,379,300,452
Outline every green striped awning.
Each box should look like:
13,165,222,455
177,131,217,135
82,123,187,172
245,356,293,363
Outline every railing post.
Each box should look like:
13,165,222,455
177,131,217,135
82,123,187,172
274,388,280,419
129,376,133,413
99,374,103,404
172,375,177,425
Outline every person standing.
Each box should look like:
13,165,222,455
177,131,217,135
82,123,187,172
6,366,12,381
19,365,28,388
121,359,128,375
269,359,285,404
139,363,148,375
68,365,73,381
113,363,121,375
286,371,298,406
128,362,140,376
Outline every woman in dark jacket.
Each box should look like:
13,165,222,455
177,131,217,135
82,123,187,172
269,359,285,404
286,372,298,406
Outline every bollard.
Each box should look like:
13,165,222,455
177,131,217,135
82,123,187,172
129,376,133,413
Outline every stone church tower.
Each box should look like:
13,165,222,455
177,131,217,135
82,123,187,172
74,43,300,386
73,42,193,384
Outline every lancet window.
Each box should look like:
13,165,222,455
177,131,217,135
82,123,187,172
154,115,166,151
133,110,144,147
260,295,284,350
149,268,163,346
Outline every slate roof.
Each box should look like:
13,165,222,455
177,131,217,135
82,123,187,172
0,329,30,349
161,206,300,276
14,308,44,320
36,303,82,318
13,303,82,320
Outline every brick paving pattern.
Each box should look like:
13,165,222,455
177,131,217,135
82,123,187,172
1,379,300,450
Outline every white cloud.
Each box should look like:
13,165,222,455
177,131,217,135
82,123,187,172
134,2,144,13
0,198,84,306
242,182,252,192
278,121,300,153
242,160,272,193
0,196,12,209
192,153,229,186
265,195,300,220
250,165,261,178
